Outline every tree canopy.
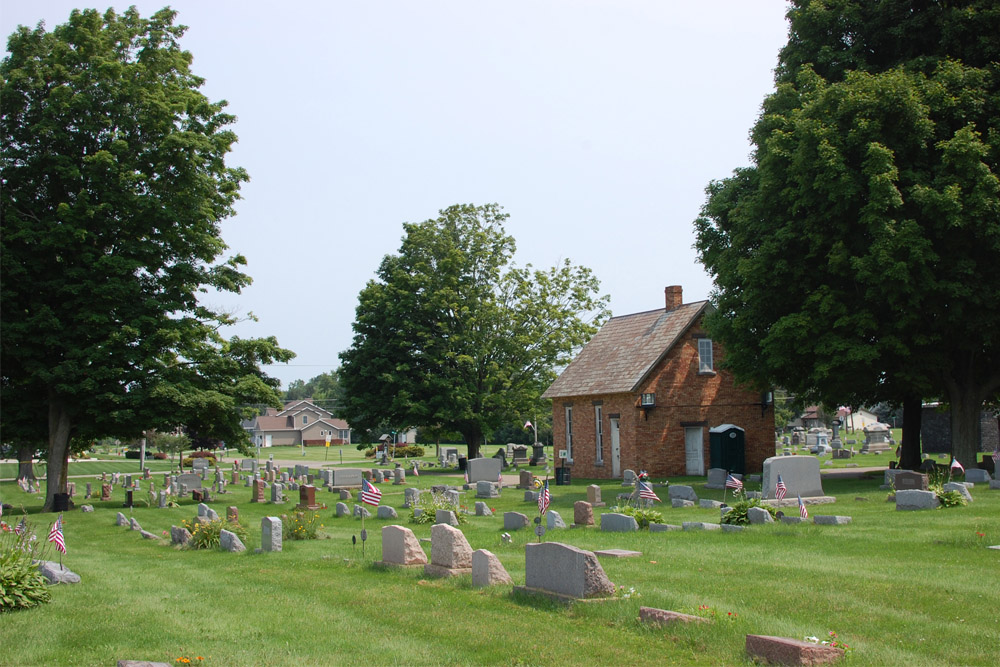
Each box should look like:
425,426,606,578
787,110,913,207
339,203,609,459
694,0,1000,467
1,7,293,509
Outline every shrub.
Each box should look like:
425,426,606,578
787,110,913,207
935,489,968,508
124,450,141,459
180,518,247,550
0,523,53,612
188,450,215,459
362,448,376,459
720,497,777,526
410,492,467,525
282,512,322,540
607,504,662,529
393,445,425,458
152,452,168,460
182,457,217,468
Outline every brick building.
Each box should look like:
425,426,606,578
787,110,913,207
541,286,774,478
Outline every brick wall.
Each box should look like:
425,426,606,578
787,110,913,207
550,318,774,478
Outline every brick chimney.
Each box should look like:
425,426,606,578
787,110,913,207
664,285,683,311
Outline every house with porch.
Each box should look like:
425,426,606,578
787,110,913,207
541,286,774,478
245,399,351,447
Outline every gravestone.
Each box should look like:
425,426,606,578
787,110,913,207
813,515,852,525
335,502,349,517
175,473,202,493
682,522,721,531
942,482,973,502
747,507,774,524
574,501,594,526
353,505,371,519
377,506,398,519
476,481,500,498
101,484,112,501
894,471,928,491
524,490,539,502
339,489,352,501
85,482,92,499
270,483,284,504
444,489,461,506
435,509,459,527
896,489,940,510
600,513,638,532
331,469,364,487
297,485,320,510
424,523,474,577
966,469,991,483
467,457,502,484
745,635,845,666
761,456,826,499
503,512,530,530
474,501,493,516
704,468,728,490
227,506,239,523
373,470,385,483
522,542,615,599
170,526,191,545
393,468,405,485
378,525,427,567
518,470,535,489
219,529,246,553
622,469,637,486
586,484,605,507
472,549,512,587
251,479,266,503
667,485,698,502
261,516,282,552
123,490,134,508
546,510,566,529
403,487,420,508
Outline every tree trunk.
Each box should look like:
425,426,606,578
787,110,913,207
948,385,983,469
17,444,37,480
462,429,483,460
899,395,923,471
43,392,72,512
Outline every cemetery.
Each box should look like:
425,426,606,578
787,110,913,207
1,446,998,665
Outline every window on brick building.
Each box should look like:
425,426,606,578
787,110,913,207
594,405,603,463
698,338,714,372
565,405,574,461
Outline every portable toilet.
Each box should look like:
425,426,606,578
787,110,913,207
709,424,746,474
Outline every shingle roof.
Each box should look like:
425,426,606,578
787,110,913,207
542,301,709,399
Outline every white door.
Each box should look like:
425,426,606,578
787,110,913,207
684,427,704,476
610,418,621,478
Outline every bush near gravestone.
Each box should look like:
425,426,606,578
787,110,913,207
606,504,662,529
0,531,52,612
410,493,468,525
182,456,217,468
281,512,322,540
393,445,425,458
720,498,777,526
927,470,969,508
124,450,142,460
180,518,248,550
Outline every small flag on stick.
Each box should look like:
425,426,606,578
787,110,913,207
412,463,419,477
725,474,743,491
464,469,469,484
538,479,551,515
48,515,66,555
992,447,999,466
524,420,532,429
360,478,382,506
950,458,964,474
637,480,660,502
798,495,808,519
775,474,787,500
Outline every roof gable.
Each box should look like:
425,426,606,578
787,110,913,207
542,301,709,399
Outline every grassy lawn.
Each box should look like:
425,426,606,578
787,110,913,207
1,461,997,666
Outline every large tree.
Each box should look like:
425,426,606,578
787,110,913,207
694,0,1000,468
1,7,293,510
339,203,609,459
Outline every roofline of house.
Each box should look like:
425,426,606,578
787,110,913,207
629,300,712,393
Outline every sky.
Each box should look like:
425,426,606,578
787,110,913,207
1,1,792,389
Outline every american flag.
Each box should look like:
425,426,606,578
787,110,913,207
798,495,808,519
412,464,419,477
464,469,469,484
638,480,660,502
14,518,26,535
775,474,787,500
538,479,551,515
498,468,503,485
360,478,382,506
993,447,999,465
48,515,66,554
725,474,743,491
950,458,964,474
